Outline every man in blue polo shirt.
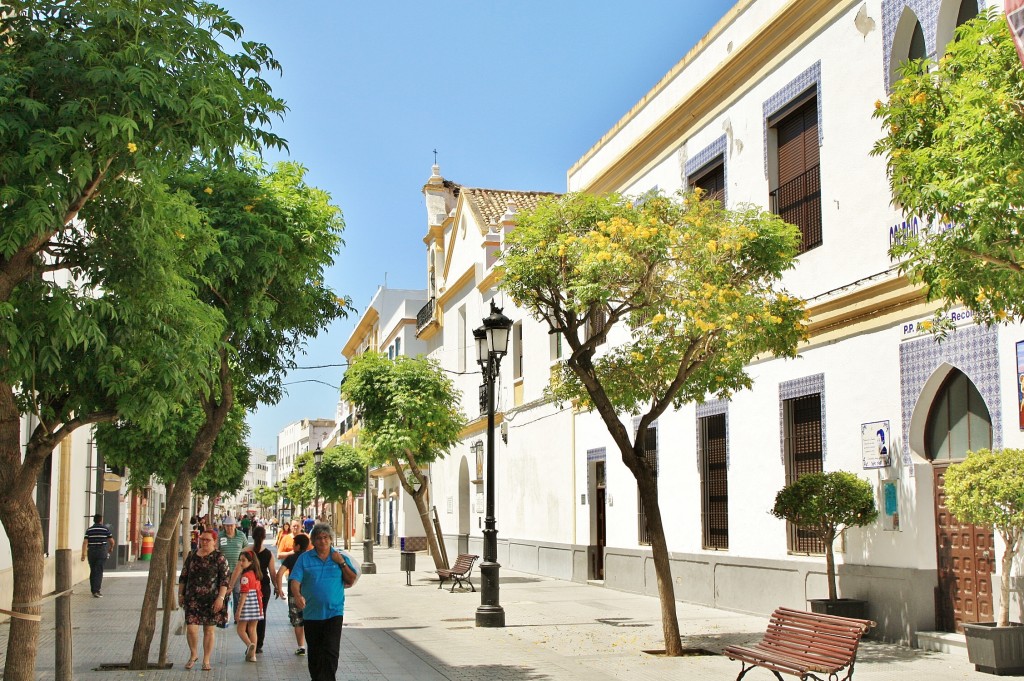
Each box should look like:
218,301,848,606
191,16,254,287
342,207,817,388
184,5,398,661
81,514,114,597
289,523,356,681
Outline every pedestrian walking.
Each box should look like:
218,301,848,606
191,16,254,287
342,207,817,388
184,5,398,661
218,515,248,624
178,529,229,672
235,549,264,662
249,525,278,653
289,523,357,681
277,533,310,656
240,513,252,538
81,513,114,598
302,514,315,534
277,519,304,560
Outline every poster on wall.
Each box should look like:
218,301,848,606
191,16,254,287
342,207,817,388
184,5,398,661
861,420,891,468
1017,341,1024,430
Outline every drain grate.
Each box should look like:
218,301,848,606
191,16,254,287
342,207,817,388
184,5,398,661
643,648,717,657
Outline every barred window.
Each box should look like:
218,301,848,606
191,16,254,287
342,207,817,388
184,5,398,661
637,422,659,546
783,393,824,553
699,413,729,550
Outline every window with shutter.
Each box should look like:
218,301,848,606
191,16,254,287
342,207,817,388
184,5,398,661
688,157,725,204
770,97,821,253
636,422,658,546
783,393,825,554
699,413,729,550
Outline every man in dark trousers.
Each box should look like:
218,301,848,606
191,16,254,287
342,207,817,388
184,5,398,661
81,514,114,597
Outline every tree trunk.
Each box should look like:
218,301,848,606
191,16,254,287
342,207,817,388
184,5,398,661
999,530,1017,627
128,361,233,669
392,453,446,570
0,488,46,681
824,529,838,601
634,459,683,656
157,483,178,667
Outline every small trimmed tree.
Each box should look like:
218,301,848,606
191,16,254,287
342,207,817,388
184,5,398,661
342,352,467,569
771,471,878,601
318,444,369,548
945,448,1024,627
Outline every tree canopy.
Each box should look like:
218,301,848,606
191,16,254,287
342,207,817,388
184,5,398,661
873,13,1024,324
318,444,367,503
342,352,466,567
500,190,806,655
0,2,287,677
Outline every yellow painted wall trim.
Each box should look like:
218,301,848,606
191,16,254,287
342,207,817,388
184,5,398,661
443,200,467,281
459,412,506,439
342,307,380,359
417,319,441,341
577,0,857,194
476,267,502,293
437,265,476,309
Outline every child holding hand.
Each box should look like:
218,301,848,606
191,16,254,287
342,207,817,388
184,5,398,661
235,550,264,662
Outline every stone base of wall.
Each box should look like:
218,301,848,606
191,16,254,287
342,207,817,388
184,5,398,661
439,533,934,645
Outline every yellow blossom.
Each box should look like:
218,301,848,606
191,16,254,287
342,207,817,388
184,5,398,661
651,313,666,325
707,240,718,253
126,142,138,153
874,99,883,110
203,187,213,195
244,205,254,212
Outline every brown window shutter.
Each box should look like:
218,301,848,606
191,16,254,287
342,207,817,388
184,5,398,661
690,160,725,203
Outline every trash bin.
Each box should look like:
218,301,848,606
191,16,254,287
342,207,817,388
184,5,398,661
140,522,155,561
400,551,415,585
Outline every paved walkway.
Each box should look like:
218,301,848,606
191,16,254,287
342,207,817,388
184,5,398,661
1,546,980,680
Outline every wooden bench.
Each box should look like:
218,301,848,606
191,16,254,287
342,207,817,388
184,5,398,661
723,607,874,681
436,553,478,592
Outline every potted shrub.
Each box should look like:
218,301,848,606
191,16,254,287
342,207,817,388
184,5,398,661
771,471,878,619
944,448,1024,676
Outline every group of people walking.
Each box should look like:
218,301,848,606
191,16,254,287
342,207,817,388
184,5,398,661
175,515,357,680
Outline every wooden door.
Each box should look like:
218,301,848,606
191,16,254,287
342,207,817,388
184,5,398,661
933,463,995,631
595,462,606,580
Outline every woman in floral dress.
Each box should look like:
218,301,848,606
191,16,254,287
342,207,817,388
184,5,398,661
178,529,229,671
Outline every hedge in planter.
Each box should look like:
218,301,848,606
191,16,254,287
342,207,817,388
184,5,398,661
771,471,878,601
945,448,1024,628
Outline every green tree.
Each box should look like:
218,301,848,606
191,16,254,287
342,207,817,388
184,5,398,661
873,13,1024,325
125,156,349,668
0,2,285,676
318,443,369,548
500,190,806,655
945,449,1024,627
342,352,467,569
252,484,279,517
771,472,878,602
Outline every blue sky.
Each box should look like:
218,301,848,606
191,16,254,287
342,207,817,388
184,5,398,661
224,1,737,454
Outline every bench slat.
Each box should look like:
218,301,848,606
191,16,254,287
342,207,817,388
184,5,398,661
724,607,875,680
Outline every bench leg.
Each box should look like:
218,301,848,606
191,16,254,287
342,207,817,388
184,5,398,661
466,575,475,593
450,577,458,592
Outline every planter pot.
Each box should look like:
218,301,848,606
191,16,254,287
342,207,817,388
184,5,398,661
963,622,1024,676
808,598,869,620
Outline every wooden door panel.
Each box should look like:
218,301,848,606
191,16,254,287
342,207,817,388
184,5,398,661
933,464,995,631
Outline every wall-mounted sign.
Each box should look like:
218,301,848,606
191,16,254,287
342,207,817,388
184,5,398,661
880,479,900,531
861,420,891,469
899,308,975,340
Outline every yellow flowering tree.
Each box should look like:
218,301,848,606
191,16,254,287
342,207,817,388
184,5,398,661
873,14,1024,325
500,190,806,655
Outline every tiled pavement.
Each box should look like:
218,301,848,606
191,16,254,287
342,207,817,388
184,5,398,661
1,546,981,680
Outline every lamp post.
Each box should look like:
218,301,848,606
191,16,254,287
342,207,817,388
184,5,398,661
297,458,306,518
313,445,323,520
362,463,376,573
474,300,512,628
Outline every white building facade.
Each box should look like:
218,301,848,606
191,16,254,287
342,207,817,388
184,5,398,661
417,0,1014,644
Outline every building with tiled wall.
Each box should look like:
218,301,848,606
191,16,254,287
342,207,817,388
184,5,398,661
416,0,1018,645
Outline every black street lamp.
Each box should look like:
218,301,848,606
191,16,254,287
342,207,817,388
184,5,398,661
313,445,323,520
297,458,306,517
362,463,376,574
475,300,512,628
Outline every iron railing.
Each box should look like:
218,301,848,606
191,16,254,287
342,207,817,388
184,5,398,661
770,164,821,253
416,297,436,332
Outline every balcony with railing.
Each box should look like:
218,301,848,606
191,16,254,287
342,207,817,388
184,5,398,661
769,164,821,253
416,297,436,335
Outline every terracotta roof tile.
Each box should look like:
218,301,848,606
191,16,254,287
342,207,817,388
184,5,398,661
461,188,559,228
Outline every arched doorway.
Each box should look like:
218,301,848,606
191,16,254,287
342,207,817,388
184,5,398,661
926,368,995,631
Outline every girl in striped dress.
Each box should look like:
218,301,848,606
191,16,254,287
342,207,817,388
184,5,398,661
235,549,264,662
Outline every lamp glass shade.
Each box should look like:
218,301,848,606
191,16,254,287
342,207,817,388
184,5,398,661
482,302,512,356
314,446,323,466
297,460,306,475
473,327,487,364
